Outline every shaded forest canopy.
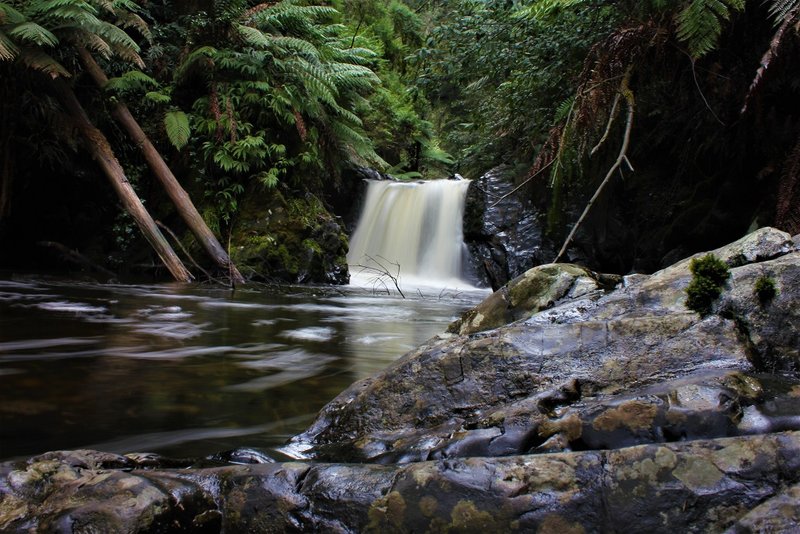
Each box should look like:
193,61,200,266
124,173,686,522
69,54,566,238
1,0,799,280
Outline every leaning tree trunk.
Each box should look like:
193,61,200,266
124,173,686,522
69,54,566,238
52,78,193,283
78,49,245,285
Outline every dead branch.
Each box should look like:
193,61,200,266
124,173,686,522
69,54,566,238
590,92,621,156
155,220,223,285
555,71,635,263
488,158,556,210
353,254,405,298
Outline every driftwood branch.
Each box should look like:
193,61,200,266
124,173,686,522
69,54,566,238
555,72,635,263
353,254,405,298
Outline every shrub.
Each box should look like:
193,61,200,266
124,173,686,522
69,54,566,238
686,254,730,316
754,276,777,304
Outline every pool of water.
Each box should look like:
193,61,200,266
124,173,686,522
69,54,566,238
0,276,486,462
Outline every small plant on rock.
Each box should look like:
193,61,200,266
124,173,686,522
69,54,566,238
754,276,778,304
686,254,730,317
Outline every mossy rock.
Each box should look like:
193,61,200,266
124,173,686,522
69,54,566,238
230,188,350,284
448,263,611,335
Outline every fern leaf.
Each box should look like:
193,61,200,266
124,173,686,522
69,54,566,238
768,0,800,22
8,22,59,47
0,31,19,60
18,48,70,77
145,91,171,104
0,3,27,24
105,69,157,92
676,0,744,58
164,110,190,150
236,23,271,48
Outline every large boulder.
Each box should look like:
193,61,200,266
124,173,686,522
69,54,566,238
287,228,800,463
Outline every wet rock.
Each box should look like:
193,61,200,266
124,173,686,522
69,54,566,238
289,228,800,463
725,482,800,533
448,263,616,335
464,166,551,289
0,450,219,533
4,433,800,532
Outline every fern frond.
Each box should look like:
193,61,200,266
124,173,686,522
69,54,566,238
0,31,19,60
236,23,271,48
8,21,59,47
164,110,190,150
268,35,320,58
676,0,745,58
145,90,171,103
768,0,800,22
115,11,150,40
0,3,26,24
174,45,217,82
69,28,112,57
514,0,588,21
17,47,70,77
105,69,156,92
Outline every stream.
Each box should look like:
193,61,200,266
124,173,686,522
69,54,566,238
0,276,486,462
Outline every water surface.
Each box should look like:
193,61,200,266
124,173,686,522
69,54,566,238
0,277,485,462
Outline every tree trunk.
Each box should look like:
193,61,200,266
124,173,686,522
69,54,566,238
52,78,193,283
78,49,245,285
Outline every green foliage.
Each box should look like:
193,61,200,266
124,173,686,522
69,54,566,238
754,276,778,303
686,254,730,316
163,110,190,150
675,0,745,58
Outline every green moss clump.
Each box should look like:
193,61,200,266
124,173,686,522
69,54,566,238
754,276,777,304
686,254,730,316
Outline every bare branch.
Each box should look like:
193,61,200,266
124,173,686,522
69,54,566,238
555,71,635,263
353,254,405,298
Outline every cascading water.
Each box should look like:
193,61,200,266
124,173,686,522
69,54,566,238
347,179,474,289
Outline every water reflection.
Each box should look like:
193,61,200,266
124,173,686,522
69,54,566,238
0,277,487,461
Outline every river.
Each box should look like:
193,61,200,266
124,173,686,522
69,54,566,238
0,276,486,462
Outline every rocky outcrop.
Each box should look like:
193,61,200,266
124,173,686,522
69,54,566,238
289,227,799,464
448,263,619,336
464,167,551,289
1,227,799,532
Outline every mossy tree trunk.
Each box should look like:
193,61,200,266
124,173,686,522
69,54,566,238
78,49,245,285
52,78,193,283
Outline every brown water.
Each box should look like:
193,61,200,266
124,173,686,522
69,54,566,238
0,276,486,462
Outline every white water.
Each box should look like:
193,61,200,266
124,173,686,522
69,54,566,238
347,179,475,290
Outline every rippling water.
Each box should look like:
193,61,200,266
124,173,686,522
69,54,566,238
0,276,486,462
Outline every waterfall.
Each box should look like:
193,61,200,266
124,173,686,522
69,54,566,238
348,179,473,289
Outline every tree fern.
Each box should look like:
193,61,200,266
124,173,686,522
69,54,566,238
676,0,745,58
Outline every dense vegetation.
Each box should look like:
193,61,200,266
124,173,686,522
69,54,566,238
1,0,799,281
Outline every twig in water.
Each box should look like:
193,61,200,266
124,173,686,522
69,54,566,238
353,254,405,298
